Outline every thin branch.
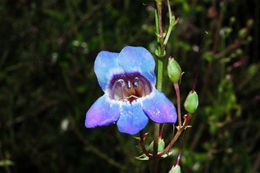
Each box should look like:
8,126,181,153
156,1,165,56
157,114,192,157
214,40,241,59
167,0,172,19
139,131,153,158
157,2,164,39
174,83,182,127
157,130,182,157
163,0,177,46
159,124,165,138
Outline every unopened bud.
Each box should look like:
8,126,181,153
184,90,199,114
157,138,165,152
148,138,165,153
167,58,182,84
169,165,181,173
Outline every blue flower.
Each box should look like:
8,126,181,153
85,46,177,135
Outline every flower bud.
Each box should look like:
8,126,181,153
184,90,199,114
157,138,165,152
167,58,182,84
148,138,165,153
169,165,181,173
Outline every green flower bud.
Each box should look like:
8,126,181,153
169,165,181,173
167,58,182,84
184,90,199,114
148,138,165,153
158,138,165,152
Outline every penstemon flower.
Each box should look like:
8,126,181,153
85,46,177,135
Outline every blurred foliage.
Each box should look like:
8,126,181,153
0,0,259,173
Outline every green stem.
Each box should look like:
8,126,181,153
156,59,164,91
163,22,174,46
154,9,160,43
151,52,164,173
151,59,163,173
151,2,165,172
163,0,176,46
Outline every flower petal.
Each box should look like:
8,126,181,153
117,102,148,135
142,89,177,123
117,46,156,85
85,95,120,128
94,51,124,90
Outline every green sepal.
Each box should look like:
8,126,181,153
169,165,181,173
148,138,165,153
135,154,149,161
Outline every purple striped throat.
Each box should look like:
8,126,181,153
109,73,152,103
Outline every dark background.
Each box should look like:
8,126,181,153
0,0,259,172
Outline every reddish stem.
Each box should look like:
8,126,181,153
159,124,165,138
174,83,182,127
157,114,192,157
157,130,182,157
176,153,181,166
139,131,153,158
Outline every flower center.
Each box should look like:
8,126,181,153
109,73,152,102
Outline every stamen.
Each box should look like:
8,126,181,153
127,81,132,89
133,77,139,88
